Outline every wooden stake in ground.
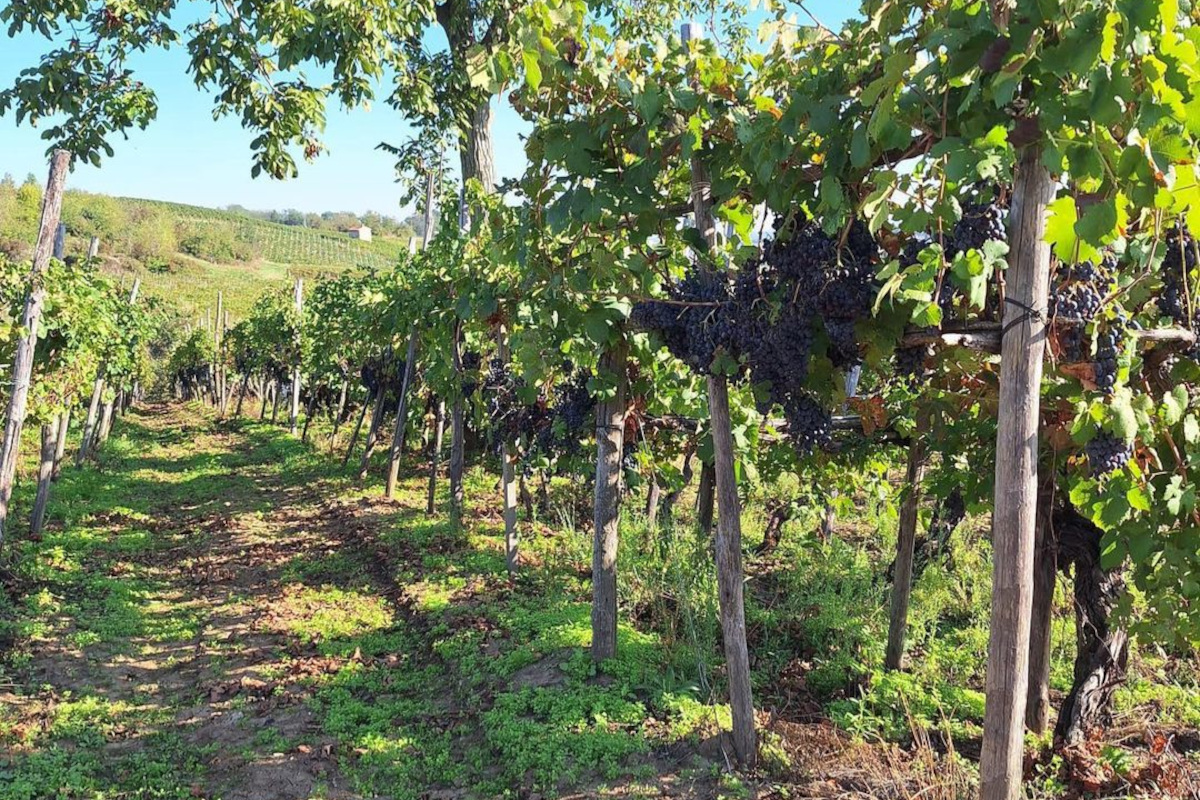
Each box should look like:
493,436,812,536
449,320,466,527
215,292,225,416
1026,481,1057,733
591,336,628,661
683,18,755,768
343,387,373,467
51,408,71,481
885,408,931,671
385,327,419,499
357,386,387,479
696,463,715,534
30,423,57,537
979,144,1055,800
427,397,445,514
289,279,303,435
498,326,520,575
0,149,71,549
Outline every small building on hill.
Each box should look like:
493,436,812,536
347,225,372,242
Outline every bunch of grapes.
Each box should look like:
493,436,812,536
631,268,740,375
948,199,1006,255
531,372,595,457
1093,320,1124,395
1159,227,1196,326
1085,433,1132,478
893,344,932,388
460,350,482,397
782,392,832,454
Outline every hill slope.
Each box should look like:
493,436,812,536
0,184,411,319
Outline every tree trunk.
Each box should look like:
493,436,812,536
259,379,270,421
0,150,70,547
885,411,930,671
591,338,628,662
645,478,661,528
97,400,115,447
753,501,795,558
386,327,419,499
697,462,715,535
1053,506,1129,746
301,395,317,443
30,423,56,537
427,397,445,514
271,380,282,425
708,375,757,767
357,386,388,479
343,387,373,467
235,373,250,418
459,99,497,193
51,408,70,481
980,144,1055,800
660,443,695,525
1026,483,1057,734
332,379,349,436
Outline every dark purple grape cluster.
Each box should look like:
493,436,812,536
1093,322,1123,395
1159,228,1196,326
894,344,932,388
460,350,482,397
1085,433,1132,478
630,268,739,375
782,393,832,453
531,372,595,457
1050,258,1113,322
949,200,1006,254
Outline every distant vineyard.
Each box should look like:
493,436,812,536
123,199,410,270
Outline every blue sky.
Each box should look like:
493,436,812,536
0,3,853,217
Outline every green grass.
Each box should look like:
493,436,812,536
0,402,1196,800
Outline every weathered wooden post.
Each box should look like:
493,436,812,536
591,336,628,660
1025,482,1057,733
30,423,57,536
87,236,100,259
683,21,755,766
53,222,66,259
51,407,71,480
979,143,1055,800
885,408,931,670
385,328,420,498
427,397,446,513
0,150,71,548
215,292,225,415
498,327,520,575
342,387,373,466
289,278,303,434
449,320,466,527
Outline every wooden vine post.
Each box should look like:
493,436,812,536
51,406,71,480
683,21,756,767
385,327,419,498
77,375,104,465
289,278,303,434
30,423,57,537
1025,480,1057,733
449,319,466,528
884,407,931,670
427,398,445,514
214,292,225,415
0,149,71,549
591,335,628,661
499,326,520,576
979,143,1055,800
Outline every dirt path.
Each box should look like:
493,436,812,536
1,404,411,800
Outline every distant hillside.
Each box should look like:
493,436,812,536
0,179,412,320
